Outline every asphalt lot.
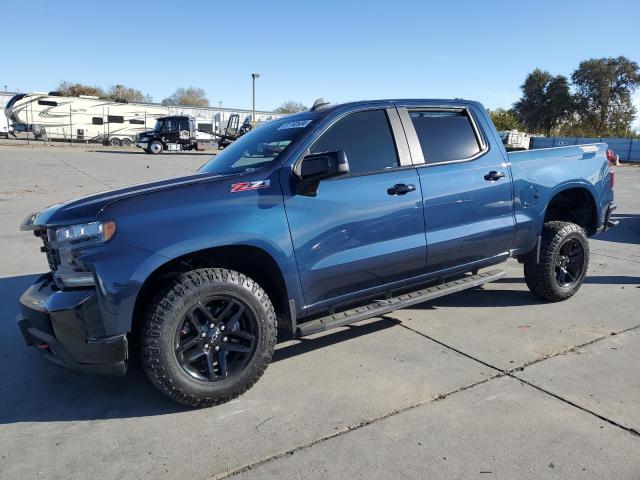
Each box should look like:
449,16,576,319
0,144,639,479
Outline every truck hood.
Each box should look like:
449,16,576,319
137,130,157,138
25,172,230,228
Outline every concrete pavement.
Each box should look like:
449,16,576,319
0,145,638,479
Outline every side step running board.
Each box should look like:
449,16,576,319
297,269,505,337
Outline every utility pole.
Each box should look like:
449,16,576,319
251,73,260,126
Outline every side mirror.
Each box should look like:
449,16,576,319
294,150,349,182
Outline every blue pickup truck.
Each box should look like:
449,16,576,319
18,99,616,407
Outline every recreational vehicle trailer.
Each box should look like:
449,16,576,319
0,111,12,138
5,93,170,145
4,93,230,145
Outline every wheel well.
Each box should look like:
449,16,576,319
544,188,597,235
130,245,289,346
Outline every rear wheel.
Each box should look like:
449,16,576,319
121,137,132,147
524,221,590,302
142,268,277,407
149,140,163,154
109,137,122,147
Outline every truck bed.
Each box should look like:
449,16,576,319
507,143,614,256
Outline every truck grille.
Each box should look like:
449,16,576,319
37,229,60,271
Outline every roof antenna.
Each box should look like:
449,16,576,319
311,98,331,111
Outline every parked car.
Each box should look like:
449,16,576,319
18,99,616,407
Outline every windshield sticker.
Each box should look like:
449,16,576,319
277,120,312,130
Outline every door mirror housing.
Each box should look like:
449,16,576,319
294,150,349,182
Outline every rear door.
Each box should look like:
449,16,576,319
399,105,515,273
283,108,427,310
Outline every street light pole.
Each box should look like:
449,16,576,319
251,73,260,126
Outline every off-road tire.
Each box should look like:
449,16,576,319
142,268,277,407
524,221,590,302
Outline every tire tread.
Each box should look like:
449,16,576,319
142,268,277,407
524,221,590,302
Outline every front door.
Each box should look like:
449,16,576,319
283,108,427,310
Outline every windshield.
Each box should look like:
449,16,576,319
199,114,318,175
154,118,165,131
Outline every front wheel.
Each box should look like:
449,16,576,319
142,268,277,407
149,140,164,154
524,221,590,302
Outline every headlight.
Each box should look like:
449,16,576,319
56,220,116,245
53,220,116,288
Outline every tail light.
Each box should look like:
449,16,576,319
606,149,615,165
610,169,615,189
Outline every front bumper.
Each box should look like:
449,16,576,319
18,273,127,376
136,141,148,149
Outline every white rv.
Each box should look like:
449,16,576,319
1,111,12,138
4,93,169,145
5,92,283,146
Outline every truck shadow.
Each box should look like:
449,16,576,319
0,274,397,424
595,214,640,245
1,270,635,424
0,274,189,424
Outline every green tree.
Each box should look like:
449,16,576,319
513,69,574,136
106,84,152,103
571,56,640,137
487,108,524,131
275,101,308,114
57,81,105,97
161,87,209,107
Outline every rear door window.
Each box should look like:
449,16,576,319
310,109,399,175
409,110,482,164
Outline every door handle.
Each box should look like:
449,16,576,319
387,183,416,195
484,171,505,181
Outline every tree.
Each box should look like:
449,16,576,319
513,69,574,136
57,81,104,97
275,101,308,114
106,84,152,103
161,87,209,107
487,108,524,131
571,56,640,137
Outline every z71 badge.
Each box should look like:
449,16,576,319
230,180,271,192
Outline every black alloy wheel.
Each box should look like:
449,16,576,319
174,296,257,382
142,268,277,407
554,238,585,287
524,221,590,302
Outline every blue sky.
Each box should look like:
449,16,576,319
3,0,639,125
